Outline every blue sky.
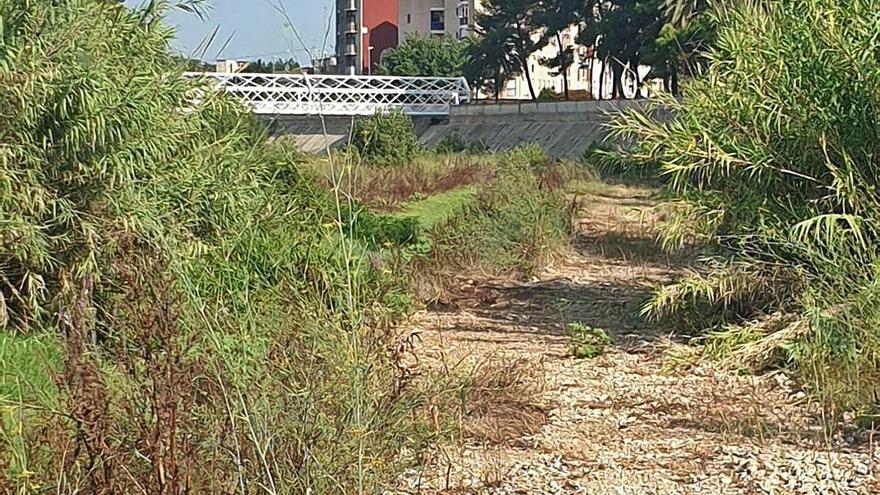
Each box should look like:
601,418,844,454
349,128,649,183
125,1,336,64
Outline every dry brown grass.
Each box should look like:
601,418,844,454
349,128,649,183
479,451,507,488
309,154,494,211
462,358,547,445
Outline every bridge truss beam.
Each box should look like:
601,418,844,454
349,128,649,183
185,72,472,117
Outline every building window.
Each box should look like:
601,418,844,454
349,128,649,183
457,5,469,25
430,9,445,32
505,80,517,97
406,13,411,24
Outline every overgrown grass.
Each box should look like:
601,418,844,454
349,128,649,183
0,1,452,492
309,153,494,210
368,149,572,300
408,147,574,298
393,186,479,229
315,143,575,301
613,0,880,415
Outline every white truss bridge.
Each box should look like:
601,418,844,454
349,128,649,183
185,72,472,117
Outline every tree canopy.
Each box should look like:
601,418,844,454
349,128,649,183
473,0,542,100
466,0,716,100
377,34,472,78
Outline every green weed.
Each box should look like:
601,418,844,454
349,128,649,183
434,132,468,154
426,149,573,279
567,323,613,359
0,1,446,492
394,186,479,229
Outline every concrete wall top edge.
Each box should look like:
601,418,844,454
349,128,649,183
451,99,648,117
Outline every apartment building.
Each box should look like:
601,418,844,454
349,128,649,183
335,0,398,75
498,25,594,100
398,0,478,40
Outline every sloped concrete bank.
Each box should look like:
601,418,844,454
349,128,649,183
260,114,438,154
261,114,354,153
419,100,650,158
261,100,652,157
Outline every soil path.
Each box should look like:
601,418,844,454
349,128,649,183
403,182,879,495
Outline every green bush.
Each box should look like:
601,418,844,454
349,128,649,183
0,1,442,492
614,0,880,413
351,111,422,165
537,88,563,101
467,139,490,154
508,143,555,173
434,132,468,154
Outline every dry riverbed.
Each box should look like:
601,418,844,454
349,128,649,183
395,182,880,495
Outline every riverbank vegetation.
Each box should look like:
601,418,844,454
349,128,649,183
614,0,880,417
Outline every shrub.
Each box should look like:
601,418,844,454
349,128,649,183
537,88,562,101
613,0,880,413
424,146,573,282
351,110,422,165
434,131,468,154
467,139,490,154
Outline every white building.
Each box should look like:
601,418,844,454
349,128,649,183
398,0,478,40
215,59,249,73
493,25,592,100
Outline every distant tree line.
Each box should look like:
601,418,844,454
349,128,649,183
241,58,302,74
379,0,713,101
174,56,303,74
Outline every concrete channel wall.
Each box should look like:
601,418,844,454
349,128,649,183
419,100,649,158
262,100,651,158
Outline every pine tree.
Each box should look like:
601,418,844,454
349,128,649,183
533,0,584,100
474,0,542,100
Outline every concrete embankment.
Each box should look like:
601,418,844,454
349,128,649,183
419,100,648,158
263,100,650,158
261,115,354,153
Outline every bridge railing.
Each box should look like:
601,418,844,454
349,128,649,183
184,72,472,116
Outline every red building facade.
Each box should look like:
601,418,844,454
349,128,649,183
336,0,398,75
361,0,398,74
